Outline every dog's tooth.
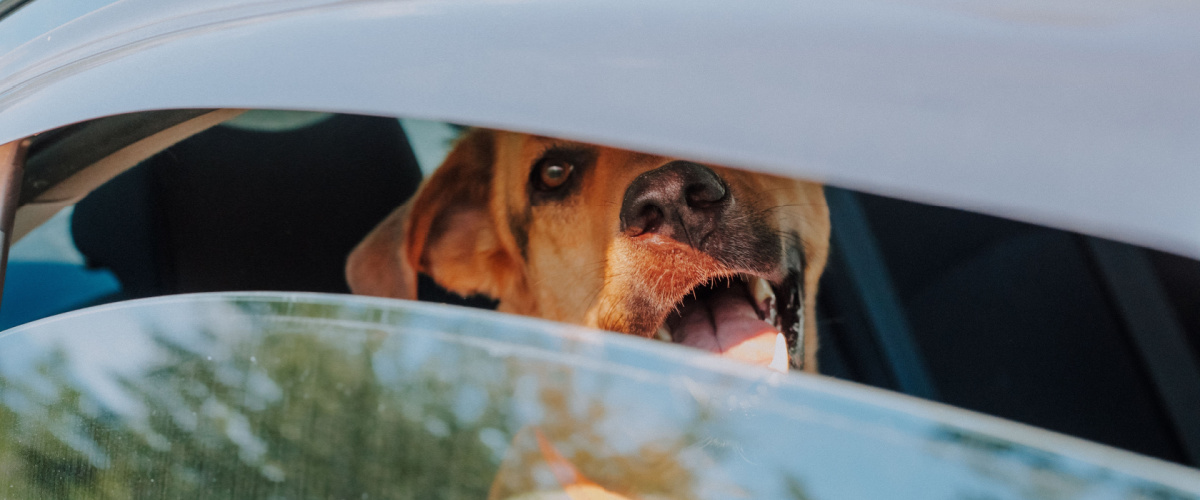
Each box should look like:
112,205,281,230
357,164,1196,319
654,325,672,342
751,277,774,303
751,277,777,324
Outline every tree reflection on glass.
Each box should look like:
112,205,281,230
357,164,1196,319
486,364,707,499
929,427,1197,500
0,296,723,499
1,331,494,497
2,294,1195,500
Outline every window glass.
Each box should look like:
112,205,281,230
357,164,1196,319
0,293,1192,498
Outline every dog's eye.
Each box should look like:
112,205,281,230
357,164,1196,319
536,161,574,190
529,146,593,200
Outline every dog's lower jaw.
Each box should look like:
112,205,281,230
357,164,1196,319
587,237,725,336
587,294,662,340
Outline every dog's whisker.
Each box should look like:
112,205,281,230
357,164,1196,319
753,202,826,214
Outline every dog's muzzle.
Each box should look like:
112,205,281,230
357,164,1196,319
619,161,729,248
614,161,801,370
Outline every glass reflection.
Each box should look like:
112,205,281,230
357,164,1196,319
0,293,1194,499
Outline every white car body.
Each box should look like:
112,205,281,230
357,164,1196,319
0,0,1197,257
0,0,1198,496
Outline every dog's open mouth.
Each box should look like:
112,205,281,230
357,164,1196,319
652,273,801,370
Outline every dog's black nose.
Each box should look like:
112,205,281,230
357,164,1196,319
620,161,729,247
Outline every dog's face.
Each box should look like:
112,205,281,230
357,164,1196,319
347,129,829,370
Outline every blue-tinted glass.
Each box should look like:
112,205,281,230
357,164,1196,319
0,293,1194,499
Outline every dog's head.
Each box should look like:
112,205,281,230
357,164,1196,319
347,129,829,369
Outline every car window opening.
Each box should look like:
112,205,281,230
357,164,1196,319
4,109,1200,470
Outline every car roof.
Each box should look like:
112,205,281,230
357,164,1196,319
0,0,1197,258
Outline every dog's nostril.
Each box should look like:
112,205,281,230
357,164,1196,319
625,204,664,236
685,181,727,208
639,204,664,229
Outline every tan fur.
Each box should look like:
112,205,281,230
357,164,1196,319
347,129,829,370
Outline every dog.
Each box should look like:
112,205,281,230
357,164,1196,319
346,129,829,371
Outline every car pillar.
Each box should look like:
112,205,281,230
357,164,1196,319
0,138,28,308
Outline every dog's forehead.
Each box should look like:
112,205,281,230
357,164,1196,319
512,134,666,166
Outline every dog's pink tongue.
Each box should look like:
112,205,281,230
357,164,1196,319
674,286,780,366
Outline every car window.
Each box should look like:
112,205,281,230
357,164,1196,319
4,109,1200,478
0,293,1195,498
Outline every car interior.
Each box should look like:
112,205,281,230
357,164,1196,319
5,109,1199,468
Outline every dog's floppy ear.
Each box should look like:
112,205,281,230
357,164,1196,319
346,200,418,298
346,129,521,302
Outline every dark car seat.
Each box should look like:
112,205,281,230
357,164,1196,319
71,113,423,298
